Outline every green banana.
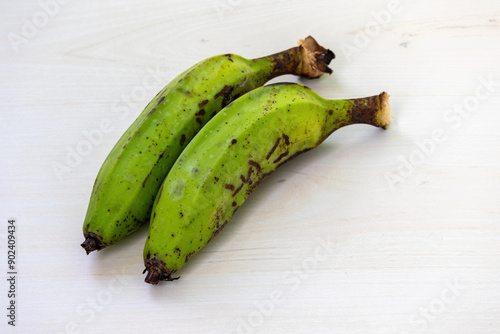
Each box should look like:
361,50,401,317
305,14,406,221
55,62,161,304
143,83,391,284
81,37,335,254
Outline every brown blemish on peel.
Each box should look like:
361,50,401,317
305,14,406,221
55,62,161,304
244,148,313,199
266,137,281,159
180,134,186,146
141,149,163,187
209,221,228,242
156,185,164,204
214,207,224,228
282,134,290,145
142,170,152,187
245,166,254,185
232,176,245,197
214,85,234,107
248,160,261,172
147,107,156,117
185,251,196,263
198,100,209,108
273,150,289,164
224,184,235,191
156,150,165,163
156,96,165,105
231,163,259,197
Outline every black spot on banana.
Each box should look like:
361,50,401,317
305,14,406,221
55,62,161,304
81,37,334,254
143,83,391,284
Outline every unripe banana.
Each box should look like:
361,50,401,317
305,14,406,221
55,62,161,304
143,83,391,284
81,37,334,254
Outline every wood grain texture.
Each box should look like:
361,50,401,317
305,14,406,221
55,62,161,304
1,0,500,333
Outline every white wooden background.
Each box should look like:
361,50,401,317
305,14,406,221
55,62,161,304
1,0,500,333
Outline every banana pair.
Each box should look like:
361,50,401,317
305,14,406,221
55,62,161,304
81,36,391,284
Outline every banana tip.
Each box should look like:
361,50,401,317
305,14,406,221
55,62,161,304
144,262,180,285
144,269,161,285
81,233,105,254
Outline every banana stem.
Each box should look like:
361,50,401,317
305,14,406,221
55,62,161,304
252,36,335,81
349,92,391,129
